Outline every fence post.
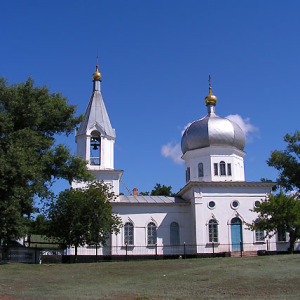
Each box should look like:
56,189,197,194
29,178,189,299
184,242,186,259
155,243,158,259
212,242,215,258
96,244,98,262
267,239,269,253
240,241,243,257
35,245,38,264
125,243,128,261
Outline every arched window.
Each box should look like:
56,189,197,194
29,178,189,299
124,222,134,245
90,130,101,165
147,222,157,246
209,219,218,243
198,163,204,177
220,161,226,176
170,222,180,245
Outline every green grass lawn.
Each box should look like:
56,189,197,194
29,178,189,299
1,255,300,300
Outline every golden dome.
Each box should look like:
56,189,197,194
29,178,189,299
205,86,218,105
93,65,101,80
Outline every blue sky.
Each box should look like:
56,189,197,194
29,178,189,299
1,1,300,195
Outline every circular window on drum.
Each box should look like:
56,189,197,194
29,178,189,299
231,200,240,210
208,201,216,209
254,201,261,208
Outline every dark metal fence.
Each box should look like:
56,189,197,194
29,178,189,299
2,240,299,264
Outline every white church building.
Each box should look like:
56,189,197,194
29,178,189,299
70,64,289,258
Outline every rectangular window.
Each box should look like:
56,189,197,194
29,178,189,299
255,229,265,242
278,227,287,242
186,167,190,182
198,163,204,177
227,163,232,176
214,163,218,176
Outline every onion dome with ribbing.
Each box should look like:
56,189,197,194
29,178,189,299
181,86,246,155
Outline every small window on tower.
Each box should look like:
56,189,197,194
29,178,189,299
220,161,226,176
214,163,218,176
227,163,232,176
198,163,204,177
90,130,101,165
186,167,190,182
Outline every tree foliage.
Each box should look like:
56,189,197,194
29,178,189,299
28,215,49,235
0,77,92,243
47,181,122,260
267,131,300,191
140,183,175,196
248,191,300,253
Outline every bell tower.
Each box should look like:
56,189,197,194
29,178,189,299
73,59,123,194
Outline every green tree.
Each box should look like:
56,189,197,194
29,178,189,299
140,183,175,196
29,215,49,235
267,131,300,191
47,181,122,261
248,191,300,253
151,183,175,196
0,77,91,243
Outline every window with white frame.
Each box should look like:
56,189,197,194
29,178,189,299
147,222,157,246
214,163,218,176
255,229,265,242
198,163,204,177
278,226,287,242
209,219,218,243
124,222,134,245
186,167,190,182
220,161,226,176
227,163,232,176
170,222,180,245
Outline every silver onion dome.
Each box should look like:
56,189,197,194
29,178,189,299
181,87,246,155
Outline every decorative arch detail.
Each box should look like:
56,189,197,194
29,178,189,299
206,213,219,225
227,211,245,225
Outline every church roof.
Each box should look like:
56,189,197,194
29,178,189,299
117,195,189,204
76,90,115,138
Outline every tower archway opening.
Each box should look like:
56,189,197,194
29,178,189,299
90,130,101,165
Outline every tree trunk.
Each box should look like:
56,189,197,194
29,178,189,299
75,245,78,263
288,232,296,254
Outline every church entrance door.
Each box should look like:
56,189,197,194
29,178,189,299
231,217,243,252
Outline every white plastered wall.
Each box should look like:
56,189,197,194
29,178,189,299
110,203,193,255
183,146,246,183
184,184,279,253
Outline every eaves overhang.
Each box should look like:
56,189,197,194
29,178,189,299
176,181,276,198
